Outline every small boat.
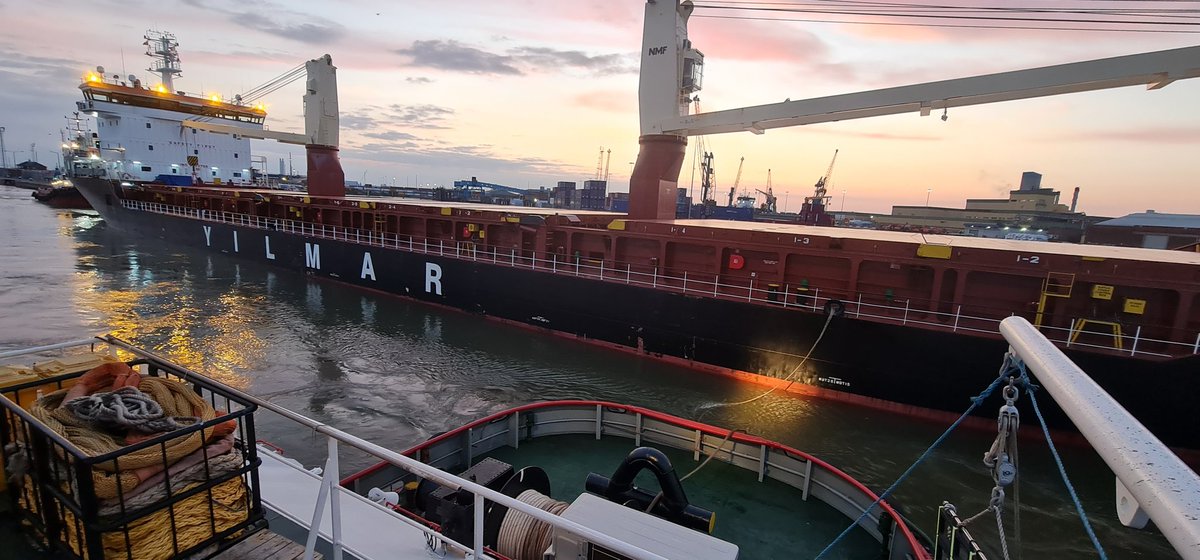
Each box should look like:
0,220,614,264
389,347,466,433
32,179,92,210
0,317,1193,560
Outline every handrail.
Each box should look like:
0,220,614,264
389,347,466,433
121,200,1200,358
99,336,673,560
0,338,104,360
999,317,1200,559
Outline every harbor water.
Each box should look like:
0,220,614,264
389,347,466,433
0,185,1181,559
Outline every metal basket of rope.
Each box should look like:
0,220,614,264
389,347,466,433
29,376,220,499
18,473,250,560
18,371,252,560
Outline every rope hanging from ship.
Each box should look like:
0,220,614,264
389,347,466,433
695,307,838,415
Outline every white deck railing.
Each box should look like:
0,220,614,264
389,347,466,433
1000,317,1200,560
121,200,1200,359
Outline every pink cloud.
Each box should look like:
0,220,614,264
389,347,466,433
573,90,635,113
1037,126,1200,144
689,18,830,62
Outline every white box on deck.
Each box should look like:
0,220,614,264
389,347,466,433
552,493,738,560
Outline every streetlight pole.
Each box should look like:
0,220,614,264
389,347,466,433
0,126,6,168
841,189,846,211
925,188,932,206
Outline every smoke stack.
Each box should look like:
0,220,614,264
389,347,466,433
1070,187,1080,212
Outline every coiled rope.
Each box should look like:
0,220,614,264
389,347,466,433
814,371,1009,559
30,376,220,499
1014,361,1108,559
496,489,570,560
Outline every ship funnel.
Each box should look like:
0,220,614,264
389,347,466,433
303,54,344,197
1070,187,1080,212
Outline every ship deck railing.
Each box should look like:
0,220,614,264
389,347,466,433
122,200,1200,360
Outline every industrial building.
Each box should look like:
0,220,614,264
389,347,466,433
1084,211,1200,250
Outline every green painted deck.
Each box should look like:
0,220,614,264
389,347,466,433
482,433,880,559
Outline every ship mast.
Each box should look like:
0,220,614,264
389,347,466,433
144,30,182,91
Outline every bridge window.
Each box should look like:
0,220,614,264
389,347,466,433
145,122,151,129
148,145,154,151
141,166,152,172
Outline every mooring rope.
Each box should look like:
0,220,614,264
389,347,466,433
1014,361,1108,560
813,371,1009,559
697,311,836,414
960,374,1022,560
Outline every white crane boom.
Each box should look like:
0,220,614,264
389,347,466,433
654,45,1200,137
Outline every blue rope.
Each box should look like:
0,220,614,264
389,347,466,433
1016,362,1108,560
814,372,1009,559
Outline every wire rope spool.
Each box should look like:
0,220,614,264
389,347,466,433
483,465,551,549
496,489,570,560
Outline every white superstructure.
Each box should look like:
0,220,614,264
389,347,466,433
74,31,266,185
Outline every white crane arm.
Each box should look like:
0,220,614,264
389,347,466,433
658,45,1200,137
182,120,310,145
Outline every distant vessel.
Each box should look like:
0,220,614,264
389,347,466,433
73,6,1200,453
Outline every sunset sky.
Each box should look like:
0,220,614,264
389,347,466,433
0,0,1197,217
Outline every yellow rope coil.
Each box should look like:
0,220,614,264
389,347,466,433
21,475,250,560
29,377,220,499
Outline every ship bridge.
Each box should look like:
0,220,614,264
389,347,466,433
78,75,267,125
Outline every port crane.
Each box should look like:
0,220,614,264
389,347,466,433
594,147,611,181
727,156,743,208
755,168,777,213
797,150,837,225
699,151,715,204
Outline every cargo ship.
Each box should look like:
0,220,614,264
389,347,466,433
73,5,1200,450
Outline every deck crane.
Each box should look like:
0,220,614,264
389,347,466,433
628,0,1200,221
182,54,344,196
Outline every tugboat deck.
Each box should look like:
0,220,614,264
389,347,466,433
256,446,433,559
216,530,321,560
